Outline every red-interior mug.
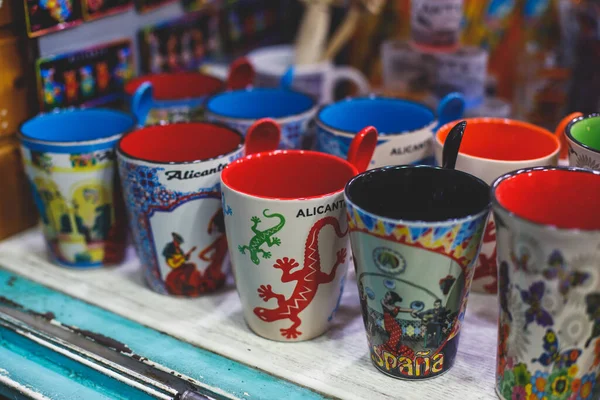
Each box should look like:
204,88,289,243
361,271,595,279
125,57,255,126
220,126,378,341
117,119,280,297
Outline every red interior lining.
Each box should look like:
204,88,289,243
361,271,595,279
438,120,559,161
222,151,356,199
495,169,600,230
120,123,242,163
125,73,224,100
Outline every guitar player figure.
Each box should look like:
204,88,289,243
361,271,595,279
163,232,198,296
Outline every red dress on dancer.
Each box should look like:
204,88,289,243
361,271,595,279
376,306,415,360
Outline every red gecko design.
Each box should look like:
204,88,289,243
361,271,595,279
473,220,498,293
253,216,347,339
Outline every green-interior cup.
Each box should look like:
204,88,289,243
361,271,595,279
569,113,600,151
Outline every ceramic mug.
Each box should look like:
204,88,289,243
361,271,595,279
117,120,280,296
492,166,600,400
19,109,136,268
247,44,370,104
221,126,378,341
345,165,490,380
205,88,318,150
434,117,573,294
125,57,255,126
567,113,600,171
316,94,465,168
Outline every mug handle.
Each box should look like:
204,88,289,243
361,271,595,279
437,92,466,129
347,126,378,173
226,57,255,90
131,82,154,126
554,112,583,160
245,118,281,155
325,66,370,103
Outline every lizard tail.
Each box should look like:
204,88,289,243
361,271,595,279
263,209,286,228
305,216,348,254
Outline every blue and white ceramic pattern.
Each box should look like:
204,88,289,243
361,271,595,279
316,94,465,169
205,88,317,150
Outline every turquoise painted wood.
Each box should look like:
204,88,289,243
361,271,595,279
0,326,157,400
0,269,325,400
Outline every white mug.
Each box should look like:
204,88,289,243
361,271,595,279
247,44,370,104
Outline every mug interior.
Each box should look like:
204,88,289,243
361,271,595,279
318,97,434,134
222,151,357,199
494,168,600,230
119,123,242,163
346,166,490,222
125,72,223,100
569,114,600,151
21,109,135,143
206,89,314,119
437,119,559,161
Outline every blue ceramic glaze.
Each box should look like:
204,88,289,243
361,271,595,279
316,94,464,169
205,88,317,150
0,270,324,399
20,109,135,154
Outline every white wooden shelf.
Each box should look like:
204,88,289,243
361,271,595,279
0,228,498,400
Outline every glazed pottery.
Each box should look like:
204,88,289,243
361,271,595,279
247,44,370,104
19,109,136,268
220,126,378,341
434,117,570,294
205,88,318,150
117,120,280,297
567,113,600,171
125,57,254,126
316,94,465,169
345,165,490,380
492,166,600,400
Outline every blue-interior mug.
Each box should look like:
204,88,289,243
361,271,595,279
316,94,465,168
204,88,317,150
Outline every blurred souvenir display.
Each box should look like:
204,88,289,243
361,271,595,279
1,0,600,398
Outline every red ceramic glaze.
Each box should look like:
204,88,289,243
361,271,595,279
222,126,378,200
245,118,281,156
437,118,559,161
125,72,224,101
226,57,256,90
119,123,242,163
495,168,600,230
347,126,378,173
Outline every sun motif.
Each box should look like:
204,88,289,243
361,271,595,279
575,153,600,170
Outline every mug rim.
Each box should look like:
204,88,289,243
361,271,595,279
344,165,491,226
204,87,317,122
221,149,359,201
316,95,437,137
435,117,561,164
116,121,244,166
124,71,225,101
565,112,600,155
19,108,137,148
491,166,600,233
248,44,334,74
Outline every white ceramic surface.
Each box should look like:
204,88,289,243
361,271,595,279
247,45,370,104
221,182,350,341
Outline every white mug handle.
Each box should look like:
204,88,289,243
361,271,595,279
324,66,370,104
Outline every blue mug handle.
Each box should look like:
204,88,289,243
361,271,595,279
131,82,155,126
436,92,466,129
280,66,295,90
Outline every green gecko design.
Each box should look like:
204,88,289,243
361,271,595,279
238,209,285,265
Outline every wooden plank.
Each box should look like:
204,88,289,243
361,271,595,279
0,229,498,399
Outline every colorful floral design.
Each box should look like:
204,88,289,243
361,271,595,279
495,208,600,400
